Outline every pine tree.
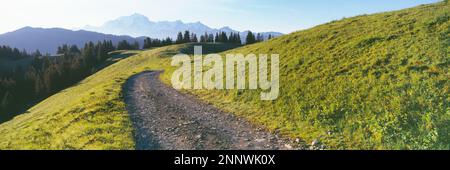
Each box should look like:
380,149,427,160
191,33,198,42
176,32,184,44
246,31,256,45
202,32,209,42
229,32,241,44
143,37,152,49
200,35,206,43
164,37,173,46
237,33,242,44
70,45,81,54
33,50,42,57
256,33,263,42
96,42,104,62
221,32,228,43
133,41,140,50
215,33,219,43
183,31,191,43
207,34,214,42
117,40,133,50
229,32,234,42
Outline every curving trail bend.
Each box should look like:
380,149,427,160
124,71,300,150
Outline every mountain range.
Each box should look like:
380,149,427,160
0,13,283,54
81,13,283,40
0,27,145,54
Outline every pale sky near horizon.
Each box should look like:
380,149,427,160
0,0,441,34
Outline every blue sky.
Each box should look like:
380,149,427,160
0,0,441,34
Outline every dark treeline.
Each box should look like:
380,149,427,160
142,30,273,49
175,31,198,44
178,30,242,44
117,40,141,50
143,37,173,49
245,31,270,45
0,46,42,60
0,40,120,122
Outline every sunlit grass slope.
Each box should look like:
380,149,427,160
0,43,239,149
186,2,449,149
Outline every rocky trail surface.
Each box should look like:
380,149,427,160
124,71,302,150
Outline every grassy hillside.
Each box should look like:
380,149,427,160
0,2,448,149
186,2,449,149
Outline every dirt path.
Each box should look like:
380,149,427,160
124,71,300,150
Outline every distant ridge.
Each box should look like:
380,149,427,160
0,27,145,54
0,14,283,54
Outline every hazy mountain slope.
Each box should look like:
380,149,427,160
0,27,145,54
82,13,283,41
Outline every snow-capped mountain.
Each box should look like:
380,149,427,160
81,13,283,41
